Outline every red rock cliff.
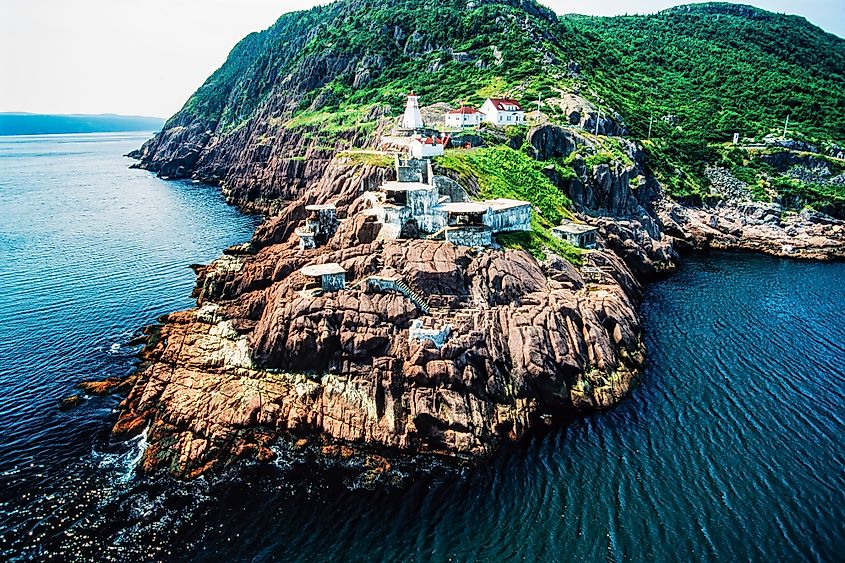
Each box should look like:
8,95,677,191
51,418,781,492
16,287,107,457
114,157,646,480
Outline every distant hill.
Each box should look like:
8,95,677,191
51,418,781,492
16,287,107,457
565,2,845,141
0,113,165,136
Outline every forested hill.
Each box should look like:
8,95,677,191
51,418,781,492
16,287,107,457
135,0,844,207
566,2,845,142
170,0,843,144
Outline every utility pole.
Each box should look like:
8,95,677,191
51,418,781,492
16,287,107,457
648,115,654,140
783,114,790,138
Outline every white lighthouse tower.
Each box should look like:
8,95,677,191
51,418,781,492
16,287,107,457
400,92,424,131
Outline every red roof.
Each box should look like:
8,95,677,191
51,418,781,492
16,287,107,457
422,136,446,145
488,98,523,111
447,105,482,115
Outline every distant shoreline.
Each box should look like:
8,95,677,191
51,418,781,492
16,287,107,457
0,113,164,136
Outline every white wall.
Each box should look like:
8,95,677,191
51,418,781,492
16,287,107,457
410,141,444,159
445,113,483,128
481,99,525,125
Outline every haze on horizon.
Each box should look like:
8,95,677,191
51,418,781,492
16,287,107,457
1,0,842,119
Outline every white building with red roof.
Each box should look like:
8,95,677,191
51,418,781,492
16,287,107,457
480,97,525,126
409,135,449,158
445,104,485,128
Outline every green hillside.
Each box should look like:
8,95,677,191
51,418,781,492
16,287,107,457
564,3,845,202
178,0,577,130
180,1,844,139
567,3,845,141
158,0,844,209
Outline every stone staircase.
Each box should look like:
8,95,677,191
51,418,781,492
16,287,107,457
394,280,431,315
350,275,431,315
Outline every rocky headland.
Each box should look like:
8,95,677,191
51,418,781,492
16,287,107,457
84,0,845,483
114,141,653,481
100,114,845,484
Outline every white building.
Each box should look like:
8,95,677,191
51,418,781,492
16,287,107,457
445,105,484,128
364,159,532,247
400,92,424,130
480,98,525,126
409,136,446,159
300,263,347,293
552,220,598,249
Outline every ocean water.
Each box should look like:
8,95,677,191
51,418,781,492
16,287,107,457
0,134,843,561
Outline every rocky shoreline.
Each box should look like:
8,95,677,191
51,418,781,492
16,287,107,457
84,120,845,484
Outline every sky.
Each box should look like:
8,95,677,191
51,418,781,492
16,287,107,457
1,0,842,118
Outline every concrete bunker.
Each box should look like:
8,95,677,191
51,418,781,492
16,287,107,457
440,202,493,247
295,204,339,250
552,220,599,249
300,263,346,294
365,157,532,247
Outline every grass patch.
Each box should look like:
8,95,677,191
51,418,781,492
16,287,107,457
771,176,845,208
496,218,583,265
338,149,393,168
436,145,583,264
436,145,571,223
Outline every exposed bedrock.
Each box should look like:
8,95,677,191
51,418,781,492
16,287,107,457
133,95,390,214
113,119,843,482
655,199,845,260
528,124,678,275
113,169,645,479
527,124,845,265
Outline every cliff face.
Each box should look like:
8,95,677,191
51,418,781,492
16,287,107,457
526,124,845,265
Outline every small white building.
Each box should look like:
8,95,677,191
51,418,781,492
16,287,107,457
445,105,484,128
294,204,338,250
552,220,598,249
300,263,347,293
409,136,446,159
484,199,533,232
481,98,525,126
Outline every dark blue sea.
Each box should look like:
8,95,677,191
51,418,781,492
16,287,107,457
0,133,842,561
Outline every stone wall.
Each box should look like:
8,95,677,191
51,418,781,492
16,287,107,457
409,319,451,349
296,229,316,250
417,212,447,234
445,226,492,247
434,176,470,202
397,164,422,183
396,157,432,184
383,205,411,227
486,205,532,233
366,276,400,293
322,272,346,292
305,207,339,245
406,187,439,216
